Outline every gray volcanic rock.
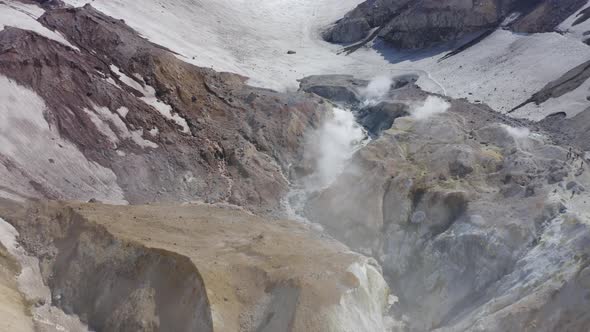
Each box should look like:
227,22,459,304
357,102,409,137
0,5,326,214
511,0,589,33
302,92,590,330
299,75,368,106
379,0,501,49
325,17,371,44
325,0,588,49
17,0,65,9
540,106,590,151
299,73,421,109
323,0,412,44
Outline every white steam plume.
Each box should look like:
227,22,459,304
501,124,530,139
283,106,368,222
314,107,367,188
361,76,393,105
411,96,450,120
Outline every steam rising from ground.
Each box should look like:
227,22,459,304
284,106,368,222
361,76,393,105
411,96,450,120
312,107,367,188
502,124,530,139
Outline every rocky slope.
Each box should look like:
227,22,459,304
0,4,326,214
0,0,589,331
324,0,589,48
296,76,590,331
0,199,390,332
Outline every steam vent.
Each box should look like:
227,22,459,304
1,0,590,331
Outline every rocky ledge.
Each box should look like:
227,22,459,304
0,199,391,332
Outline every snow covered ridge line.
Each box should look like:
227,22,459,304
0,1,78,49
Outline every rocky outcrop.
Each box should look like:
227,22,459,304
297,77,590,331
299,75,368,106
323,0,412,44
0,242,34,332
540,106,590,151
511,0,590,33
0,199,391,332
0,5,326,214
324,0,588,49
357,102,409,137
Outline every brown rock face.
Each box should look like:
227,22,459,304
0,5,326,214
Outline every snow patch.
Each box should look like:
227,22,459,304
116,106,129,118
89,105,158,149
84,107,119,145
0,75,127,204
61,0,590,121
513,76,590,121
389,30,590,115
63,0,370,91
501,12,521,27
558,0,590,42
110,65,190,133
0,1,79,50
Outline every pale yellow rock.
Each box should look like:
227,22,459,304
0,200,390,332
0,243,35,332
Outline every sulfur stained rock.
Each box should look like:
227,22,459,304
0,199,391,332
